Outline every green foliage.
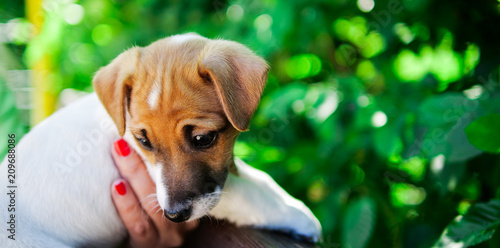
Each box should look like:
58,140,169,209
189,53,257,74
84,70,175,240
465,114,500,153
434,199,500,248
2,0,500,247
342,197,376,248
0,77,24,157
0,40,27,158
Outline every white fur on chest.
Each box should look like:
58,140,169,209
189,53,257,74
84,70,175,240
0,94,126,247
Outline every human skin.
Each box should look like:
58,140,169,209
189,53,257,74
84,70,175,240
110,138,199,247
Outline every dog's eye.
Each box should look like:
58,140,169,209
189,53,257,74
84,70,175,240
137,138,152,150
135,130,153,150
192,132,217,149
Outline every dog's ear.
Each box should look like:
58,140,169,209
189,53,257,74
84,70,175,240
199,41,269,131
93,47,141,136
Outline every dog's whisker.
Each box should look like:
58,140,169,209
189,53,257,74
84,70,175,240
154,207,163,215
139,194,159,206
204,213,213,226
151,207,162,218
141,198,159,209
140,193,158,202
144,193,158,199
147,203,162,217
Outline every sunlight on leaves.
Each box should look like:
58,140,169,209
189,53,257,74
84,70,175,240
356,60,377,80
464,44,480,73
390,183,426,207
286,54,322,79
393,46,433,82
393,23,415,44
397,156,427,182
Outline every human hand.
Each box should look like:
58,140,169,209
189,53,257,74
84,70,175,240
111,138,198,247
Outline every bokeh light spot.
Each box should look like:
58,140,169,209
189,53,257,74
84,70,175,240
356,60,377,80
357,0,375,12
357,95,370,107
464,85,483,100
464,43,480,73
431,49,461,85
348,17,367,45
393,47,432,82
332,18,351,41
371,111,387,128
226,5,244,22
400,156,427,182
431,154,445,174
457,200,471,215
391,183,427,206
292,99,305,114
393,23,415,44
64,4,84,25
254,14,273,31
92,24,113,46
286,54,322,79
308,179,328,203
360,32,385,58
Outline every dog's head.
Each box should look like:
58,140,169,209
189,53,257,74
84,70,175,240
93,33,268,222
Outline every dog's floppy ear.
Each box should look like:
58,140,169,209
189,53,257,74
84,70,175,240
93,47,141,136
198,40,269,131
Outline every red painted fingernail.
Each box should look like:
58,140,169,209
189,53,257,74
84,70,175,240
114,181,126,195
114,138,130,157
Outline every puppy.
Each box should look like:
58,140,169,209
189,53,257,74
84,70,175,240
0,33,321,247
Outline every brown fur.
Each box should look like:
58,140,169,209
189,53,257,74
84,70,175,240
93,34,268,210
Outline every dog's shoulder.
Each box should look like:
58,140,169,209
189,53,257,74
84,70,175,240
0,93,126,247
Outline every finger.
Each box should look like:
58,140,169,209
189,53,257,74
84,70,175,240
112,139,198,246
183,220,199,232
111,179,159,248
158,220,200,247
112,139,159,213
112,139,169,232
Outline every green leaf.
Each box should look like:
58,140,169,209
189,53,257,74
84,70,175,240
0,76,25,159
417,93,483,161
433,199,500,248
374,123,403,161
342,196,376,248
465,114,500,153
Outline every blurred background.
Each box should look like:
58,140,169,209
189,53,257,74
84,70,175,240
1,0,500,247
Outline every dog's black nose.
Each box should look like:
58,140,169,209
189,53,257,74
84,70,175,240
164,207,191,223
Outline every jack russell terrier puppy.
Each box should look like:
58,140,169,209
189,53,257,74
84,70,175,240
0,33,321,247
